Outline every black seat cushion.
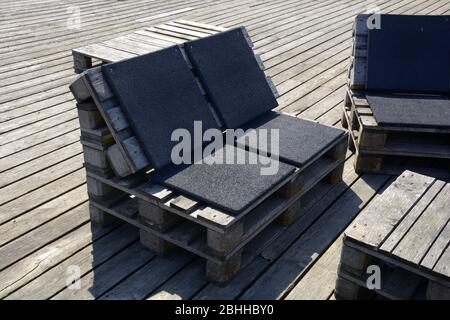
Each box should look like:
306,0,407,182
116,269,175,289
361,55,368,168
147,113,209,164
367,94,450,129
366,15,450,94
184,27,278,128
151,144,295,214
102,46,220,169
235,112,345,167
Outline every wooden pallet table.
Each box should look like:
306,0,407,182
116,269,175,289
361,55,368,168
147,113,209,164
335,171,450,300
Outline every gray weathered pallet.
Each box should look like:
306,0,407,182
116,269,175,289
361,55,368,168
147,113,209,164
335,171,450,300
341,88,450,175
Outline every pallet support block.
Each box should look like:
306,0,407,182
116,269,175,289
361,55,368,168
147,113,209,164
207,221,244,257
277,197,302,226
335,276,373,300
106,144,133,177
358,128,387,150
87,175,123,201
277,172,303,198
426,281,450,300
138,199,179,230
77,108,105,129
140,229,174,256
82,144,109,170
70,75,91,102
205,221,244,284
353,154,383,174
338,244,373,277
206,249,243,286
325,139,347,183
73,50,93,73
89,203,121,227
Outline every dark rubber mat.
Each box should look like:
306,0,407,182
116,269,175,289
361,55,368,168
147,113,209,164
102,46,220,169
151,144,295,214
367,94,450,128
367,15,450,94
235,112,345,167
184,27,278,128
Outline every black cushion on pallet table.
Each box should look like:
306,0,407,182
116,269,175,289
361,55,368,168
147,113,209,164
151,144,295,214
102,46,220,169
235,112,345,167
367,15,450,94
367,94,450,129
184,27,278,128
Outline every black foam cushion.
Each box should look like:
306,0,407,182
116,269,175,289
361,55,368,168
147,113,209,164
235,112,345,167
151,144,295,214
184,27,278,128
367,15,450,94
367,94,450,128
102,46,220,169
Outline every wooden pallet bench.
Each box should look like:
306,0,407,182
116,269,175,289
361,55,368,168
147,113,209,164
335,171,450,300
341,88,450,176
342,15,450,176
70,20,347,284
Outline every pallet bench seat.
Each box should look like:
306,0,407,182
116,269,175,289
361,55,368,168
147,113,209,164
343,14,450,175
70,20,348,284
82,133,345,284
335,171,450,300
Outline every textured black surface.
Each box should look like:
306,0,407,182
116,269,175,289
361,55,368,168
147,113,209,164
102,46,219,169
235,112,345,167
151,144,295,214
185,27,278,128
367,15,450,94
367,94,450,128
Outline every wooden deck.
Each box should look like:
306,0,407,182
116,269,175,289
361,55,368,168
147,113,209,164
1,0,449,300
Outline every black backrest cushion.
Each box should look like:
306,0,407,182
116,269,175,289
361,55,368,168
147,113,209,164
102,46,220,169
185,27,278,128
367,15,450,94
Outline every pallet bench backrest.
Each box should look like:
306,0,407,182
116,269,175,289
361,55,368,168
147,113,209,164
93,26,278,171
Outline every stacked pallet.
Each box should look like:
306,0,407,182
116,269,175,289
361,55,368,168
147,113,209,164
335,171,450,300
342,15,450,176
70,21,348,285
